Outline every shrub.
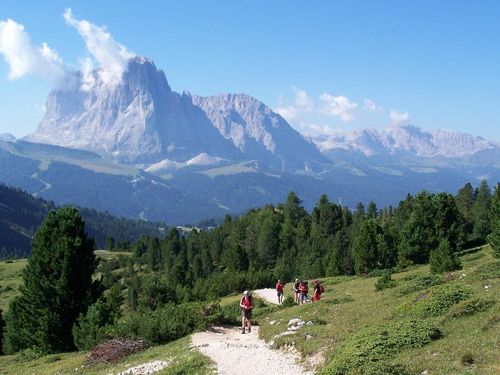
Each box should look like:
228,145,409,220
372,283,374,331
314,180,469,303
15,348,45,363
281,296,296,308
113,302,208,345
429,239,461,274
375,271,397,291
395,284,472,319
445,297,495,319
320,319,442,375
348,362,413,375
461,351,475,365
396,275,443,296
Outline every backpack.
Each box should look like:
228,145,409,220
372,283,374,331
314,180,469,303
320,284,325,293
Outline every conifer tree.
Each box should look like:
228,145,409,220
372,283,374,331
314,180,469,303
488,183,500,258
352,219,379,274
4,207,99,354
472,180,492,242
429,239,461,273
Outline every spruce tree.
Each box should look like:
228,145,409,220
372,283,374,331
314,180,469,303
472,180,492,242
429,239,461,273
4,207,99,354
488,183,500,257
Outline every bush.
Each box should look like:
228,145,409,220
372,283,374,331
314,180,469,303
375,271,397,291
15,348,45,363
320,319,442,375
396,274,443,296
445,297,495,319
395,283,472,319
281,296,296,308
72,299,116,351
113,303,208,345
347,362,413,375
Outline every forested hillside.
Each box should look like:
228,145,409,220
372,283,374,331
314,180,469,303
0,183,165,258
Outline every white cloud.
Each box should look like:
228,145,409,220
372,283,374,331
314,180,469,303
0,19,67,86
390,110,410,126
363,98,382,112
291,85,314,111
63,8,134,88
319,93,358,122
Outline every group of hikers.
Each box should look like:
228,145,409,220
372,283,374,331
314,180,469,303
239,278,325,334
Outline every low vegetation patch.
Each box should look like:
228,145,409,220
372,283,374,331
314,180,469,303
86,338,149,365
320,319,442,375
395,283,471,319
330,295,354,304
375,271,397,291
472,260,500,280
395,274,443,296
445,297,495,319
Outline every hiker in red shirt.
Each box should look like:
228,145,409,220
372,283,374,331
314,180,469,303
299,280,309,304
275,279,284,304
313,280,325,302
239,290,253,334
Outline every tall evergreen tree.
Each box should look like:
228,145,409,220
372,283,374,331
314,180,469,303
488,183,500,258
455,182,475,239
472,180,492,242
3,207,99,354
352,219,379,274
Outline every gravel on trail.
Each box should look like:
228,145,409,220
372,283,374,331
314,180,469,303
191,326,312,375
253,288,281,305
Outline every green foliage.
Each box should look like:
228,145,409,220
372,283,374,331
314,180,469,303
3,207,99,354
15,348,45,363
281,295,296,307
345,362,413,375
72,298,116,350
488,183,500,257
445,297,495,319
396,274,442,296
471,180,492,242
113,303,209,345
351,219,380,274
472,260,500,280
429,239,461,273
320,319,442,375
375,271,397,291
395,283,472,319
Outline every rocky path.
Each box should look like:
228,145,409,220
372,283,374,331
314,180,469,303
191,326,312,375
253,288,280,305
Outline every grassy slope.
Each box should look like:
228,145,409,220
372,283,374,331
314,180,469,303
257,245,499,374
0,259,26,311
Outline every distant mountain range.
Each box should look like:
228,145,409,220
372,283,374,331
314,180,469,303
1,56,498,224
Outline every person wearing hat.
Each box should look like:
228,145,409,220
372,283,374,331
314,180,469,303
239,290,253,334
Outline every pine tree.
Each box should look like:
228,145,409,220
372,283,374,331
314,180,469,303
488,183,500,258
472,180,492,242
429,239,461,273
3,207,99,354
352,219,379,275
455,182,475,239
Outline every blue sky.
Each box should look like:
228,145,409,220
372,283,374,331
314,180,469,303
1,0,499,141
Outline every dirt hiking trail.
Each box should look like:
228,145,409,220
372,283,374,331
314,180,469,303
191,326,312,375
254,288,280,305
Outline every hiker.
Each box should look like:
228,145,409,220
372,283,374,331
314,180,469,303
293,278,300,303
313,280,325,302
299,280,309,304
275,279,284,303
239,290,253,334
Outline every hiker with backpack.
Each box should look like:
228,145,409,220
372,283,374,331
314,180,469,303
275,279,284,304
293,278,300,303
313,280,325,302
239,290,253,334
299,280,309,304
